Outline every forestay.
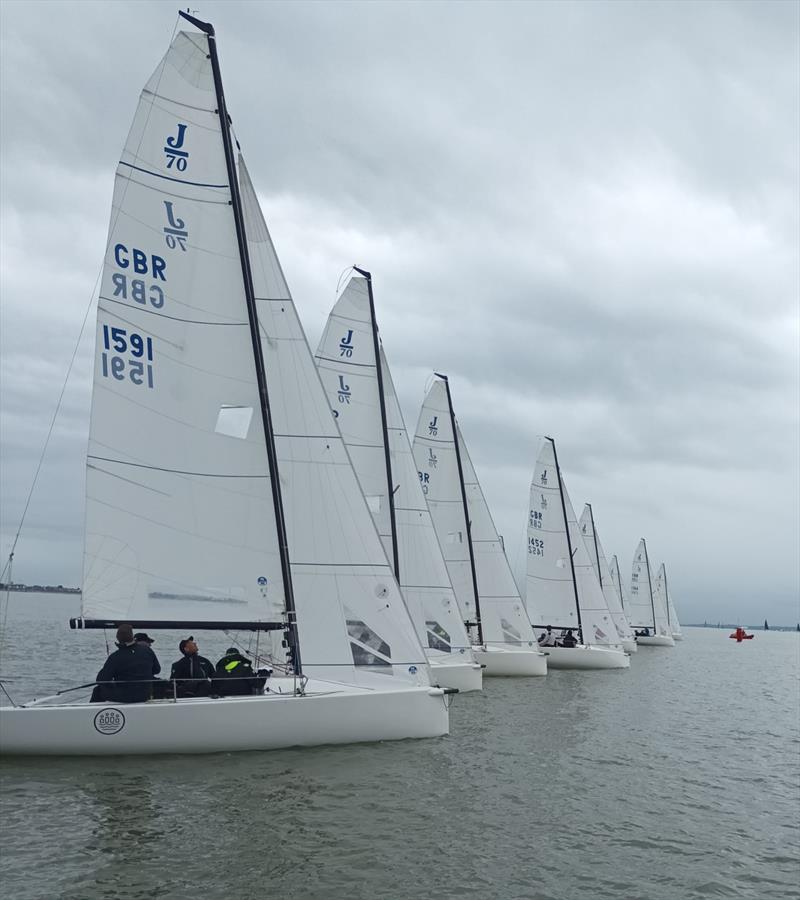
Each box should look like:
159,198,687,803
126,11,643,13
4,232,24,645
525,439,621,647
314,282,473,659
579,505,635,644
82,31,286,627
240,162,431,685
413,379,538,650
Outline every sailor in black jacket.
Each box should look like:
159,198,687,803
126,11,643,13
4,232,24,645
93,624,160,703
170,637,215,696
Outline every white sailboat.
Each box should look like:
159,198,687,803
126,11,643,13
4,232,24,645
412,378,547,676
314,274,482,691
578,504,637,653
629,540,675,647
0,14,449,756
655,563,683,641
525,438,630,669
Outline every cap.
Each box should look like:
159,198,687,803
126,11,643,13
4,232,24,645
134,632,155,644
225,647,240,656
178,636,195,654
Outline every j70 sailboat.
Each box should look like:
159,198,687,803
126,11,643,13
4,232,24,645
629,540,675,647
0,13,449,755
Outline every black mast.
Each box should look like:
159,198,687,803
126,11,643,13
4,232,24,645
663,564,671,628
353,267,400,581
613,555,625,609
179,11,302,674
436,374,484,646
642,538,656,632
586,503,603,588
549,437,583,644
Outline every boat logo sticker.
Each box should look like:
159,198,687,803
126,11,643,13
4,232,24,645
428,448,437,469
540,469,548,485
94,708,126,735
163,201,189,251
428,416,438,436
164,123,189,170
339,330,354,357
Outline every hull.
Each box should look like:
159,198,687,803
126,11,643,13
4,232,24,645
672,632,683,641
428,658,483,692
621,639,638,653
0,679,449,757
637,634,675,647
544,645,630,670
474,645,547,677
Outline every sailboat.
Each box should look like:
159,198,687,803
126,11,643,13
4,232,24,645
412,377,547,676
0,13,449,755
314,274,482,691
525,438,629,669
578,505,637,653
655,563,682,641
629,540,675,647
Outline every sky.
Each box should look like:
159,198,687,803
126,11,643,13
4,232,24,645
1,0,798,625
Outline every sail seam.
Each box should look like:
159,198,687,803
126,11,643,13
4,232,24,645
100,296,248,327
118,160,227,189
88,456,269,478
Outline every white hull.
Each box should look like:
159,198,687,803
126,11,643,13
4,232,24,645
474,644,547,677
621,639,638,653
672,632,683,641
428,657,483,692
544,644,630,670
637,634,675,647
0,678,449,757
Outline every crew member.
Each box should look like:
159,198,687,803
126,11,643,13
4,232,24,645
92,624,159,703
170,637,215,697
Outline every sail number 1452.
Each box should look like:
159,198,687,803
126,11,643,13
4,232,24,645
101,325,154,389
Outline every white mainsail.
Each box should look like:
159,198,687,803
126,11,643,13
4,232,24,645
578,505,636,645
242,165,431,686
525,438,622,648
82,31,287,626
313,279,475,667
610,554,633,615
630,539,671,638
412,378,539,651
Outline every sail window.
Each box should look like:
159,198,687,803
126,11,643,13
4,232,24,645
426,621,451,653
366,495,382,514
501,618,523,646
346,618,392,672
215,405,253,439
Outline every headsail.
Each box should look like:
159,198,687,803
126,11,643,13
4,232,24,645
579,505,635,644
240,164,431,685
654,563,681,637
314,281,473,660
525,438,621,647
610,554,633,613
81,29,286,628
412,378,538,650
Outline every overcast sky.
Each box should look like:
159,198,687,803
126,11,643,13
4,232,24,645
1,0,798,625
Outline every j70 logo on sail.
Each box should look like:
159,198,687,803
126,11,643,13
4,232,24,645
163,202,189,251
337,375,351,404
164,123,189,171
428,416,438,436
339,330,354,357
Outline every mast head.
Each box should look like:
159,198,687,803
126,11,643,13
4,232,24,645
433,372,449,382
179,10,215,35
352,266,372,280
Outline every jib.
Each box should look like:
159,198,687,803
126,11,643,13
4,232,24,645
114,244,167,281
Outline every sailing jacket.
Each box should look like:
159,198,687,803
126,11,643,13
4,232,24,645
95,643,160,703
170,653,215,684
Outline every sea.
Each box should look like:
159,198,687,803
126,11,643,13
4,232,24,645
0,592,798,900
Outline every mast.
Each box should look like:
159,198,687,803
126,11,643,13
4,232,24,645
612,554,625,609
353,267,400,581
642,538,656,631
663,564,671,627
549,437,583,643
181,11,302,674
587,503,603,587
436,374,484,646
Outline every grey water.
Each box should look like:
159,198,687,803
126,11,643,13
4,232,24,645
1,593,798,900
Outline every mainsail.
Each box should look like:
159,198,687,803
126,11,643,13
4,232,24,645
241,165,431,685
412,378,538,650
81,30,287,629
314,278,473,660
525,438,621,647
579,504,635,645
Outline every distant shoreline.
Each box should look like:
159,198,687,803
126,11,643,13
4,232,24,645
685,623,799,633
1,584,81,595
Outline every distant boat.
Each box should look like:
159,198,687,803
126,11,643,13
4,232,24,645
525,437,630,669
654,563,683,641
629,540,675,647
730,627,754,642
764,619,769,631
